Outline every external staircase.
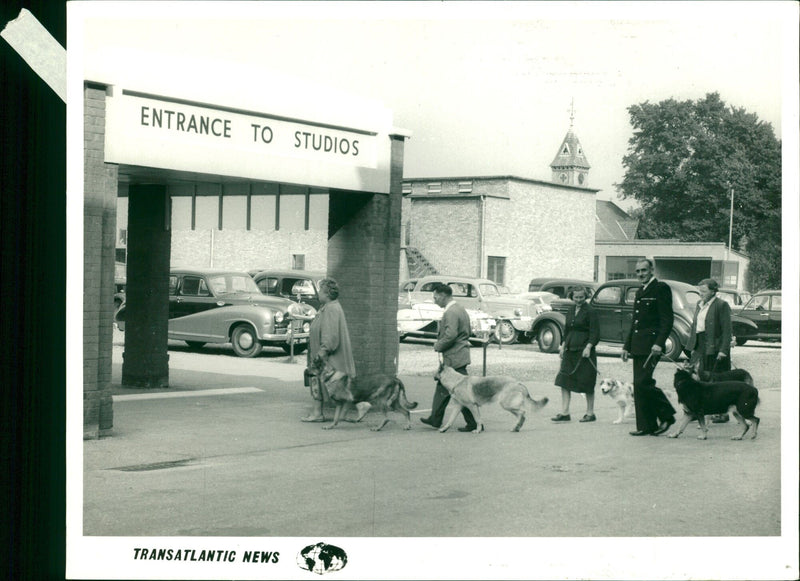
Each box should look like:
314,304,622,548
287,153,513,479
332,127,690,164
403,246,438,278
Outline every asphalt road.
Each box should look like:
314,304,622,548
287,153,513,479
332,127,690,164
85,331,783,538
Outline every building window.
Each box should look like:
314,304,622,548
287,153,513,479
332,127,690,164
606,256,644,281
427,182,442,194
594,255,599,282
458,181,473,193
487,256,506,285
292,254,305,270
115,248,127,263
402,183,411,195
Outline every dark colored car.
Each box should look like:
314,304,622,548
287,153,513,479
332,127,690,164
732,290,782,345
252,270,326,310
527,278,596,299
115,269,315,357
531,279,759,360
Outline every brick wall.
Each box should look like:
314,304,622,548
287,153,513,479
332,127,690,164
407,198,482,277
326,136,405,377
83,84,117,438
484,180,595,292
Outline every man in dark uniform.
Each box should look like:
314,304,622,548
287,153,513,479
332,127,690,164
420,283,478,432
622,259,676,436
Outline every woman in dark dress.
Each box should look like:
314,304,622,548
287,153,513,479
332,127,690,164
552,286,600,423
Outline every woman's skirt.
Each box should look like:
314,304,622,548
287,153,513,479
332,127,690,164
554,349,597,394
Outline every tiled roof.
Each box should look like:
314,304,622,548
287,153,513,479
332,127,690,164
550,129,591,169
595,200,638,241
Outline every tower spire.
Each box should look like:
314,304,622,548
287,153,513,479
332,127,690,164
550,100,590,186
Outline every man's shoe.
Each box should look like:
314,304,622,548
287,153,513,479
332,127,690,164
711,414,730,423
420,417,440,428
653,417,675,436
551,413,571,422
579,414,596,423
458,425,478,432
629,429,653,436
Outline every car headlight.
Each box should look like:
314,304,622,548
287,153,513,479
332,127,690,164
514,308,523,317
303,322,310,333
274,311,284,324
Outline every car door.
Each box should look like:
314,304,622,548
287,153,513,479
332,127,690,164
740,294,771,335
767,294,781,335
449,281,480,310
590,284,625,343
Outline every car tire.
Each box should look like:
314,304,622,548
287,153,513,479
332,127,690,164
230,324,263,358
185,341,206,350
494,320,518,345
282,343,308,354
735,337,748,346
537,321,561,353
663,330,683,361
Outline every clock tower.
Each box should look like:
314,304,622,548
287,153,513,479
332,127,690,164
550,100,590,187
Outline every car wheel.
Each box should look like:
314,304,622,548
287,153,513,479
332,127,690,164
230,324,263,358
282,343,307,354
494,320,518,345
185,341,206,350
735,337,748,346
537,321,561,353
663,330,683,361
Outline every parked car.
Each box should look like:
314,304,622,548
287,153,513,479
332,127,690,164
515,291,558,311
531,278,759,360
396,297,496,346
527,278,597,299
115,269,316,357
252,270,326,310
732,290,782,345
717,288,753,309
399,275,544,344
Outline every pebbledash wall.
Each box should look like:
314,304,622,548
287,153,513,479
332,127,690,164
402,176,597,292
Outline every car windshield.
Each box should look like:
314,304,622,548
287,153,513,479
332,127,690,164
744,294,771,311
207,274,261,295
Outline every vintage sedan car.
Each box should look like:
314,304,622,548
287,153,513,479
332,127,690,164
717,288,753,309
115,269,316,357
732,290,782,345
396,298,496,346
531,278,759,360
399,275,543,344
252,269,326,310
527,277,597,299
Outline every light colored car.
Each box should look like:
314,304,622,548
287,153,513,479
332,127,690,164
399,275,543,344
115,269,316,357
397,298,496,345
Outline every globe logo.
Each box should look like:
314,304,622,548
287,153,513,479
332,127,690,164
297,542,348,575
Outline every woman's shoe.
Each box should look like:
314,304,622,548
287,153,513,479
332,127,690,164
551,413,571,422
579,414,596,422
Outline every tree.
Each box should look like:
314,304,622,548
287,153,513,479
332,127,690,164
616,92,781,290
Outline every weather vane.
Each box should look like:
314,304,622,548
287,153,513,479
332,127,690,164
569,98,575,128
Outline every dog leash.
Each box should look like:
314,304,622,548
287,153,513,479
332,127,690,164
563,353,599,375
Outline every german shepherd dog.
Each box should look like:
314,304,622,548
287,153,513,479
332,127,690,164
435,365,548,433
313,361,418,431
670,369,760,440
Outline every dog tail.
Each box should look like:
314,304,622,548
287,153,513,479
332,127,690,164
525,389,548,411
396,379,418,410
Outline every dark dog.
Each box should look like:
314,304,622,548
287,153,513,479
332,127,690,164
698,367,754,386
670,369,760,440
314,362,418,431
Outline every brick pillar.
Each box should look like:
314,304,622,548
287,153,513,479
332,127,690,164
121,185,171,388
327,136,405,377
83,84,117,438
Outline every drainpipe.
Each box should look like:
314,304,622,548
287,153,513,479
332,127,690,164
209,229,215,268
479,194,486,278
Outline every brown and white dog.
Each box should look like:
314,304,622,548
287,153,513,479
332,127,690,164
314,361,418,431
434,365,548,433
599,378,636,424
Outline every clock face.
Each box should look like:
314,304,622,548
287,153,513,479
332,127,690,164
559,173,568,183
578,173,585,185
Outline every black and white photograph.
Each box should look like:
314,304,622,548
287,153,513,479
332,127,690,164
42,0,800,578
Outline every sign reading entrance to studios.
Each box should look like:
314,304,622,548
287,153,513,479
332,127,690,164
105,91,391,193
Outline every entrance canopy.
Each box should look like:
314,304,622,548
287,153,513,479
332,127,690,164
84,48,400,192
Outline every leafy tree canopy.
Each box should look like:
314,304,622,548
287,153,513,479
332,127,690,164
616,92,781,289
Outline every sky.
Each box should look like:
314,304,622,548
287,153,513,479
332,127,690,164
78,1,791,210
